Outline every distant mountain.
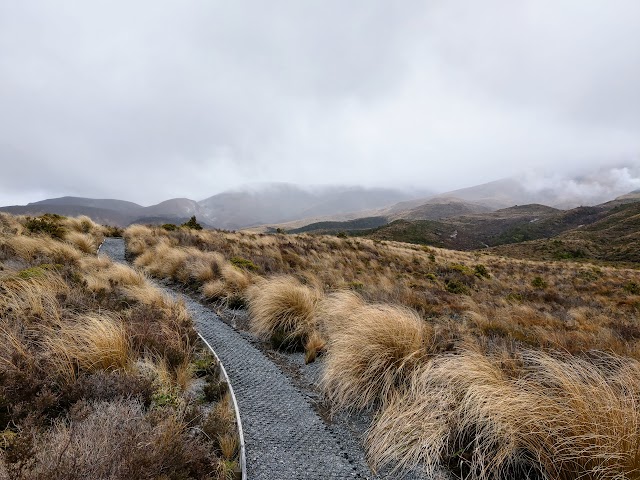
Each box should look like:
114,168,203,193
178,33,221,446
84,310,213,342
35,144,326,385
345,190,640,264
0,196,202,227
142,198,202,218
198,184,420,230
430,178,531,209
390,198,492,221
0,184,422,229
2,176,635,233
0,204,133,226
280,175,623,234
29,196,143,214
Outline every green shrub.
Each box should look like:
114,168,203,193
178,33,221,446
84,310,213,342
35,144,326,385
230,256,258,272
532,276,547,289
24,215,66,239
506,292,524,303
17,264,60,279
449,264,473,276
624,282,640,295
181,216,202,230
445,279,468,294
162,223,178,231
474,264,490,278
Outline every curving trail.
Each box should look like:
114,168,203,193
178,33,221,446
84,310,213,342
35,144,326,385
99,238,370,479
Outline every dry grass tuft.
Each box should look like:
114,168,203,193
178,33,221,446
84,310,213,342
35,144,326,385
246,276,321,350
321,297,432,410
367,348,640,479
46,313,131,382
304,330,326,364
65,231,97,253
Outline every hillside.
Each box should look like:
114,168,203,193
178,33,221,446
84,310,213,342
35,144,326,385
29,196,143,213
490,201,640,263
351,197,640,265
391,198,492,221
286,216,388,234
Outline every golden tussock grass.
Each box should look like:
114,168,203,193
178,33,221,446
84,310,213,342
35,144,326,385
80,257,147,293
321,295,432,410
246,276,321,350
0,272,69,324
0,324,30,371
65,231,97,253
202,279,227,299
218,433,238,460
45,313,131,382
304,330,326,364
2,234,82,264
367,348,640,479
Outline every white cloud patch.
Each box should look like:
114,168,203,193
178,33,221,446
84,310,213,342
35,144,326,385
0,0,638,205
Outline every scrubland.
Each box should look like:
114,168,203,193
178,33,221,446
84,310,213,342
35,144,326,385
125,223,640,479
0,214,239,479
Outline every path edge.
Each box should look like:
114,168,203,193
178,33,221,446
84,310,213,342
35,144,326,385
198,332,248,480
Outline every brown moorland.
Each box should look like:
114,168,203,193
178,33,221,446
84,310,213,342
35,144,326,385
124,223,640,479
0,213,239,480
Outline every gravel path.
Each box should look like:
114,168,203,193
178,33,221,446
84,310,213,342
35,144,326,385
99,238,370,479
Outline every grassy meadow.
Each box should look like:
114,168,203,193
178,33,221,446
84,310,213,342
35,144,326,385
0,214,239,480
125,223,640,479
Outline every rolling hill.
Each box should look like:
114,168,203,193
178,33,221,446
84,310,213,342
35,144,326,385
0,184,421,229
489,201,640,263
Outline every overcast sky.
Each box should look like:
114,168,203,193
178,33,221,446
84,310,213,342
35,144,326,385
1,1,639,206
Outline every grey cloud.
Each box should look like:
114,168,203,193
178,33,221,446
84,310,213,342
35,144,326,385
0,1,638,206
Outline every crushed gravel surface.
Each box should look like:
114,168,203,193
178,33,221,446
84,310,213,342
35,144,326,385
99,238,441,480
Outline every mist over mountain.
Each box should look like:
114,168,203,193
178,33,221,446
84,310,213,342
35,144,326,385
1,169,639,230
0,183,423,229
198,184,422,230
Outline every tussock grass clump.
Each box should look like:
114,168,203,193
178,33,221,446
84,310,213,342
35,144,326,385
0,272,69,324
2,235,82,265
46,313,131,382
247,276,321,351
367,348,640,480
65,231,97,253
321,295,432,410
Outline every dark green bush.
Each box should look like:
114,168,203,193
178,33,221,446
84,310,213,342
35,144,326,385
181,216,202,230
474,264,490,278
532,276,547,289
24,215,66,239
624,282,640,295
445,279,468,294
230,256,258,272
